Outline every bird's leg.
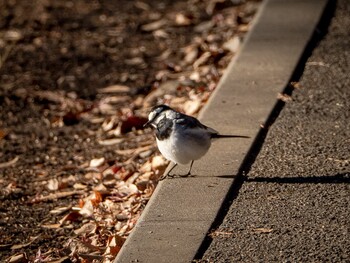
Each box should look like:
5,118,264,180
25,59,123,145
159,162,178,180
180,160,194,177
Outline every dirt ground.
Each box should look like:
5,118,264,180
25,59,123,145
0,0,260,262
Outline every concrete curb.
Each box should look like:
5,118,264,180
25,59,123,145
115,0,329,262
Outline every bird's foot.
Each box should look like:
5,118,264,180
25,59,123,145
159,172,193,180
179,172,191,177
159,173,169,181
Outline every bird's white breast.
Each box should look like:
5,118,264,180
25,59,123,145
156,126,212,165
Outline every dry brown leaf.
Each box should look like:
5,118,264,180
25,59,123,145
74,222,97,235
175,13,192,26
125,57,145,66
11,235,40,250
98,85,131,93
277,93,292,102
89,157,105,168
290,81,301,89
140,160,152,173
153,29,169,38
4,30,23,41
49,206,72,215
104,96,130,104
157,49,172,61
141,19,167,31
7,253,27,263
183,45,199,65
183,99,201,115
238,24,250,32
194,20,214,32
73,183,87,190
79,201,94,217
193,51,212,69
101,117,117,132
98,138,124,146
47,178,59,191
223,36,241,53
151,155,167,170
41,223,61,229
105,235,125,257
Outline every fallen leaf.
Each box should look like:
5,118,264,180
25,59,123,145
194,20,214,32
290,81,301,89
175,13,192,26
41,223,61,229
183,45,199,65
98,138,124,146
7,253,27,263
4,30,23,41
183,99,201,115
59,211,82,225
151,155,167,170
120,116,148,134
277,93,292,102
98,85,131,93
223,36,241,53
49,206,72,215
73,183,87,190
90,191,103,207
125,57,145,66
153,29,169,38
89,157,105,168
47,178,59,191
11,235,40,250
141,19,167,31
193,51,212,69
74,222,97,235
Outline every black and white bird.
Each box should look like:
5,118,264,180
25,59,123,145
144,105,249,180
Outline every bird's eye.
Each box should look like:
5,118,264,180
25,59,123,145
158,118,165,126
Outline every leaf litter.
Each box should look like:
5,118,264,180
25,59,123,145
0,0,261,261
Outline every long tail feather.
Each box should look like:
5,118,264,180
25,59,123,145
211,134,250,139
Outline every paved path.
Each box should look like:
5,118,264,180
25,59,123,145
202,0,350,261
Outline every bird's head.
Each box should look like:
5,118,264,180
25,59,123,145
144,105,176,129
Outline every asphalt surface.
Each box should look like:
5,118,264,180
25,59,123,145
202,0,350,262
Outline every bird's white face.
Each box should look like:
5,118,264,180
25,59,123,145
147,108,164,129
146,105,176,129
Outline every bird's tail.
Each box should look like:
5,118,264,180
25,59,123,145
211,134,250,139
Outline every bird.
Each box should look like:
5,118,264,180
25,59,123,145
144,104,249,180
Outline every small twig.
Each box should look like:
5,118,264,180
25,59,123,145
0,156,19,168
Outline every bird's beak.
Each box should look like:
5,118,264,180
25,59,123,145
143,120,151,129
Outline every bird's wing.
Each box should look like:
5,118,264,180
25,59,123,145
175,114,219,135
